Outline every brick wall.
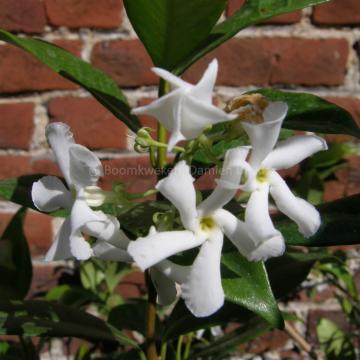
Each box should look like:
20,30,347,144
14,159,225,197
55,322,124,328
0,0,359,357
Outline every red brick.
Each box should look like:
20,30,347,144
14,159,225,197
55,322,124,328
0,156,32,179
244,329,289,354
27,263,59,298
0,211,52,256
0,40,81,94
0,0,46,33
0,103,34,149
117,271,146,299
91,40,157,87
45,0,122,29
185,38,348,87
324,180,345,202
100,156,156,193
48,97,128,150
227,0,302,24
312,0,360,26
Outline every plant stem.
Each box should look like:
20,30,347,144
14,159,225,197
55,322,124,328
145,270,158,360
284,321,324,360
176,335,183,360
157,79,170,172
160,342,168,360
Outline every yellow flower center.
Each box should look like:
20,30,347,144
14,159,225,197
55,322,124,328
256,168,269,183
199,217,217,232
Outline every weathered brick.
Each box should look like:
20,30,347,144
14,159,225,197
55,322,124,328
0,103,34,149
227,0,302,24
100,156,156,193
45,0,123,29
312,0,360,26
0,0,46,33
0,156,32,179
0,40,81,94
48,97,128,150
0,211,52,256
91,40,157,87
28,263,59,298
117,271,146,299
324,180,345,202
185,38,348,87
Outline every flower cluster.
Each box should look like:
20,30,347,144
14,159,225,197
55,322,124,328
32,59,327,318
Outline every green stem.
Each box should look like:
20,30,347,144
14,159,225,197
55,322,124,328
160,342,168,360
176,335,183,360
157,79,170,172
183,333,194,360
145,270,158,360
126,189,159,200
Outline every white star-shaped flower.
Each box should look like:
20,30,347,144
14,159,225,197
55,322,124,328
132,59,237,150
128,148,254,317
31,123,130,262
219,101,328,261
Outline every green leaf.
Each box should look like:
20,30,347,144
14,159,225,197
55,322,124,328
190,317,270,359
124,0,226,70
0,175,44,211
0,29,140,133
252,89,360,137
0,300,129,345
277,194,360,247
0,208,32,300
222,245,283,329
176,0,332,74
317,318,356,360
108,300,162,337
266,252,330,299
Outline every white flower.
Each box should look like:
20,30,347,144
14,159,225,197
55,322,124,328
219,101,328,261
132,59,237,151
31,122,130,262
128,148,253,317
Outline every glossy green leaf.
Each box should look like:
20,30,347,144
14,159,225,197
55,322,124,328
0,208,32,300
0,175,68,217
190,317,270,359
252,89,360,137
222,245,283,329
266,252,330,299
0,29,140,133
124,0,226,70
0,175,44,211
277,194,360,247
317,318,356,360
108,300,162,337
0,300,136,346
176,0,332,74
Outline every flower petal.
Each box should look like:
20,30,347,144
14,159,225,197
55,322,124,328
180,95,237,140
152,67,191,90
69,231,93,260
198,147,249,216
32,176,72,212
93,241,132,262
190,59,218,103
128,230,204,271
155,259,189,284
263,135,328,170
269,171,321,237
212,209,255,258
245,185,285,261
181,229,224,317
46,122,75,186
242,102,288,169
156,161,198,231
45,217,72,261
132,89,184,134
150,267,178,306
69,144,103,189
